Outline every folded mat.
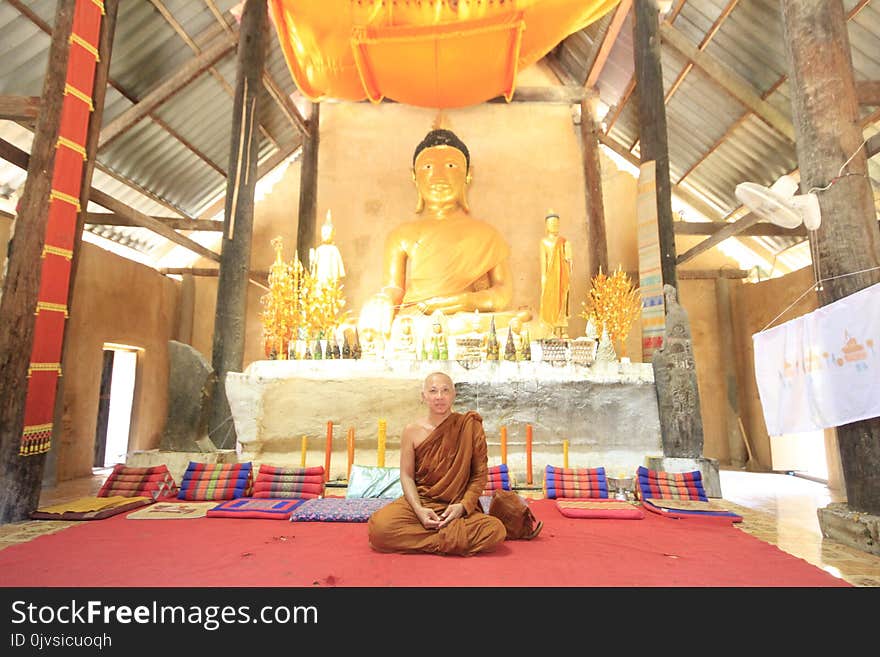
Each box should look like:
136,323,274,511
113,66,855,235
636,466,742,522
555,498,644,519
31,496,152,521
543,465,609,499
126,501,217,519
98,464,177,499
252,464,325,499
206,498,306,520
178,462,253,501
289,497,392,522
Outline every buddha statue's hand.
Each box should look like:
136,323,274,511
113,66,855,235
359,293,395,336
416,292,473,315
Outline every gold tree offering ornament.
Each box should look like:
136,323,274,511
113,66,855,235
580,266,641,358
260,236,299,358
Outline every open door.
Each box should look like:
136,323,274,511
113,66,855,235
93,344,140,468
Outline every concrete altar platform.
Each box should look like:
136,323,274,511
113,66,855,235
225,358,663,484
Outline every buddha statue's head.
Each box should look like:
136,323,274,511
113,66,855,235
412,128,472,215
320,210,335,244
545,211,560,236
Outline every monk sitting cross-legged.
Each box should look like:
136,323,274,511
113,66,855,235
367,372,509,556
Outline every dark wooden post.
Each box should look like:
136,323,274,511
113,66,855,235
43,0,120,488
580,98,609,280
633,0,678,292
209,0,269,450
0,1,76,523
781,0,880,514
296,101,320,269
715,277,746,468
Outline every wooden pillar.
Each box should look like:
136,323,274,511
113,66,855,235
633,0,678,292
209,0,268,450
781,0,880,514
296,101,320,269
43,0,120,489
715,278,746,468
175,272,196,345
580,99,609,280
0,0,76,523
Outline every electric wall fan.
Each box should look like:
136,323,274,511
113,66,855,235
734,175,821,230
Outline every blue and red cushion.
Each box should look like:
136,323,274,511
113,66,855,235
636,466,742,522
177,462,253,501
481,464,512,496
206,497,305,520
543,465,609,499
252,464,325,499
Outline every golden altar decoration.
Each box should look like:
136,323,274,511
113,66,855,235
580,266,641,359
268,0,620,108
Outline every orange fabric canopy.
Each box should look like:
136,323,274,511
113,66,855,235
268,0,620,108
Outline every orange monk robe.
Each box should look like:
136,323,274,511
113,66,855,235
540,236,571,327
390,217,510,306
367,411,506,556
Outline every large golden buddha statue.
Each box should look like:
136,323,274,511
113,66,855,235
359,128,527,337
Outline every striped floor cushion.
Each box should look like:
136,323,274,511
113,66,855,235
543,465,609,499
289,497,392,522
481,464,512,496
98,464,177,499
253,464,325,499
636,466,742,522
206,498,306,520
177,462,253,501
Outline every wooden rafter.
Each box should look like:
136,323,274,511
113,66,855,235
84,213,224,231
98,30,238,148
584,0,632,88
149,0,283,151
674,221,807,237
8,0,232,179
856,80,880,107
0,96,40,122
663,0,739,103
659,22,796,142
0,138,219,262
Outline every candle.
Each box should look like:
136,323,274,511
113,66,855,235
563,439,569,469
526,424,533,485
347,427,355,479
324,421,333,482
377,418,387,468
500,426,508,465
300,435,307,467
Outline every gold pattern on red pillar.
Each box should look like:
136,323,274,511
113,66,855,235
21,0,104,456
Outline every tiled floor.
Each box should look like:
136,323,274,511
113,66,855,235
1,467,879,586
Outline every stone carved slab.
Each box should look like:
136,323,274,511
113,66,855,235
225,359,662,482
159,341,215,451
651,285,704,459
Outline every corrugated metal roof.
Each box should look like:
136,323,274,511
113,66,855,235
1,0,877,277
575,0,880,276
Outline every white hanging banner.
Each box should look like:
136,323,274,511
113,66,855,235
753,282,880,435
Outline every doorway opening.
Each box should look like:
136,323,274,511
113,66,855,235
93,343,141,469
769,430,828,482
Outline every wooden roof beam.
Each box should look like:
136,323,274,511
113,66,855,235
659,22,796,142
98,31,238,148
0,95,40,122
84,212,224,231
584,0,632,88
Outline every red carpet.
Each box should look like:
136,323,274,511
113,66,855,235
0,499,848,587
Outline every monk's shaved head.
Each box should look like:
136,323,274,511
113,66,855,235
422,371,453,391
